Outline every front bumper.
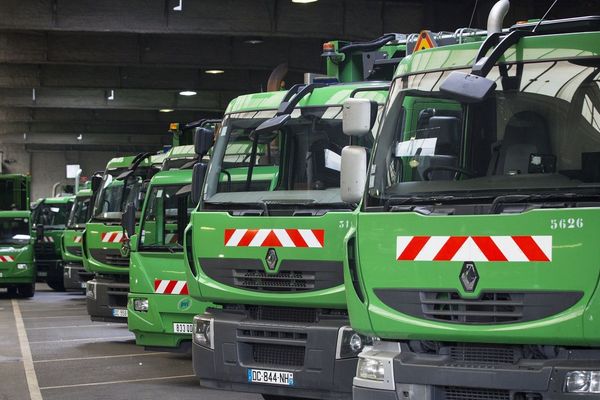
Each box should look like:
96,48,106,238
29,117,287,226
0,263,35,285
35,259,62,283
86,275,129,323
63,263,92,290
128,292,206,351
353,341,600,400
193,307,356,400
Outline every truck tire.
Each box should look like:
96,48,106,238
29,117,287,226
18,283,35,298
47,279,65,292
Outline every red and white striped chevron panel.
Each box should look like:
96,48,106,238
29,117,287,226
154,279,188,295
165,233,178,244
101,232,125,243
224,229,325,248
396,235,552,262
42,236,54,243
73,236,82,243
0,255,15,262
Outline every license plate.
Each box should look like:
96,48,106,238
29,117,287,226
112,308,128,318
80,282,86,289
38,271,47,277
173,323,193,334
248,369,294,386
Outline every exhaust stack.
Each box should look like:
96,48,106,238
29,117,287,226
487,0,510,36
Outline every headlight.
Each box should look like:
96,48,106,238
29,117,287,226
357,358,385,381
17,263,28,270
86,281,96,299
336,326,375,359
565,371,600,393
193,316,214,349
133,298,148,312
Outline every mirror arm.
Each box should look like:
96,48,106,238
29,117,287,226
472,30,531,77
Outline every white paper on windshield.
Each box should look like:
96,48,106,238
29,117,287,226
324,149,341,171
50,207,60,213
13,234,30,240
395,138,437,157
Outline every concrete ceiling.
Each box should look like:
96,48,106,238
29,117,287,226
0,0,597,152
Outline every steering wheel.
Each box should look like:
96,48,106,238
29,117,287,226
422,165,477,181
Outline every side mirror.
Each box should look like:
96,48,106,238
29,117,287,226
191,163,208,205
91,175,102,193
340,146,367,204
343,98,378,137
252,114,290,139
439,71,496,103
121,203,136,238
194,127,214,157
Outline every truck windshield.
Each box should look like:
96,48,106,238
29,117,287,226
0,217,30,245
32,203,70,229
368,60,600,207
139,185,192,251
67,196,90,229
92,168,149,221
204,106,374,208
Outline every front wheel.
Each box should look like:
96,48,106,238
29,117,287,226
18,283,35,298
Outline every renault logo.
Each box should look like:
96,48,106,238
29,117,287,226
460,261,479,292
265,248,278,271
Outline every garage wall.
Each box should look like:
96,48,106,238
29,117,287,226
0,143,124,201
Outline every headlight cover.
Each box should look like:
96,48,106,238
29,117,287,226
133,298,148,312
336,326,375,359
17,263,28,270
565,371,600,393
357,357,386,381
193,315,214,349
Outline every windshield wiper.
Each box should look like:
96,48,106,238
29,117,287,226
489,192,600,214
384,195,460,211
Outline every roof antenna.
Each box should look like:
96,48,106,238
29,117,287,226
468,0,479,29
532,0,559,32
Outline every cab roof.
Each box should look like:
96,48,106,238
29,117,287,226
148,168,192,187
39,196,74,204
225,81,390,115
0,210,30,218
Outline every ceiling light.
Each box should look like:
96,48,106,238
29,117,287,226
205,69,225,74
292,0,318,3
159,109,174,113
244,38,264,45
179,91,197,96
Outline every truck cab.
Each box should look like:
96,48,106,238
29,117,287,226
84,154,165,322
62,186,93,291
0,174,35,297
340,8,600,400
32,195,74,291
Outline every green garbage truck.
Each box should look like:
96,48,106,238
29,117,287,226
0,174,35,297
338,3,600,398
62,185,93,291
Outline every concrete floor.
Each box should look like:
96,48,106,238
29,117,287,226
0,284,261,400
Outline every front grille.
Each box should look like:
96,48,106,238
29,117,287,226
442,387,510,400
238,329,307,342
90,249,129,267
201,258,343,293
375,289,583,325
447,345,518,365
66,246,82,257
35,243,57,260
247,306,318,323
234,269,315,291
252,343,305,367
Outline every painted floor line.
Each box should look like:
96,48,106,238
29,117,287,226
23,314,90,319
29,335,133,344
40,374,196,390
27,323,118,330
12,299,43,400
34,352,164,363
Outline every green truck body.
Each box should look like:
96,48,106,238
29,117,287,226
127,167,212,350
62,187,93,290
344,14,600,400
32,195,74,291
84,154,166,322
187,81,389,399
0,174,35,297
